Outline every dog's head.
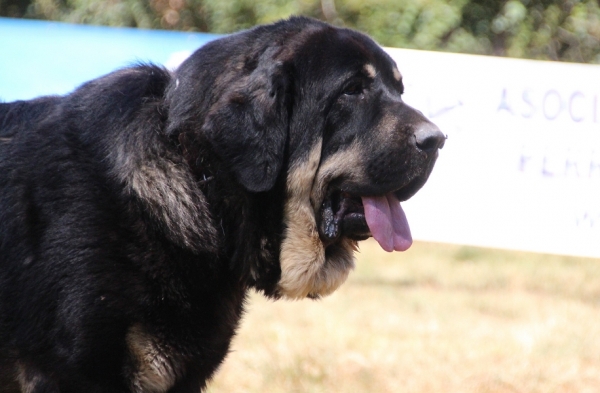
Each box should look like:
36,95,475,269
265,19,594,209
167,17,444,299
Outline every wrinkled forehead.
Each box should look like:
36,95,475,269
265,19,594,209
297,27,403,84
352,38,403,85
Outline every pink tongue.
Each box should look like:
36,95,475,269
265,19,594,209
361,194,412,252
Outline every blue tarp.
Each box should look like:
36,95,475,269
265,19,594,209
0,18,220,102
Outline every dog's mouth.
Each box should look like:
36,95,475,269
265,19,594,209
318,177,425,251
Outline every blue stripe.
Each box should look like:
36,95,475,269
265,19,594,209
0,17,221,101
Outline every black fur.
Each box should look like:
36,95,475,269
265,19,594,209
0,17,444,392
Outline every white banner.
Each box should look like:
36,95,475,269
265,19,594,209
387,48,600,258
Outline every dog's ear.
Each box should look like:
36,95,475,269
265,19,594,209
202,60,291,193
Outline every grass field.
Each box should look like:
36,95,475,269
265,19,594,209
206,240,600,393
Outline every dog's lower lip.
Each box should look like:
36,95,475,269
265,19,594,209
318,191,366,243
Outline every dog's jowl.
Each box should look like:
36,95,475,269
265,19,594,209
0,17,444,392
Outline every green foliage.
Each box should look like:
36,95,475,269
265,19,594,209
1,0,599,63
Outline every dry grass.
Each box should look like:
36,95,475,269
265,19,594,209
206,240,600,393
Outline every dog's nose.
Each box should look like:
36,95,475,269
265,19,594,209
415,123,445,154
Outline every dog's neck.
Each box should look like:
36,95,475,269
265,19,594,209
172,129,286,297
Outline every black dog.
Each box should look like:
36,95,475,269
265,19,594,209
0,17,444,392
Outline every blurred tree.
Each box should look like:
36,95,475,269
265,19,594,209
458,0,600,62
0,0,30,17
1,0,599,63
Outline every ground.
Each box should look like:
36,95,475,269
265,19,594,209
207,240,600,393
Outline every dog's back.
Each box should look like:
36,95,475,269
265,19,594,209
1,97,61,136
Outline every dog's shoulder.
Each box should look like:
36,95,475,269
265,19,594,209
68,64,220,254
1,63,218,256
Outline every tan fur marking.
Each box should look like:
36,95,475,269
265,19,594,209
16,363,43,393
393,66,402,81
376,113,401,142
278,141,358,299
279,144,324,298
130,160,204,249
364,64,376,78
109,137,217,253
311,142,366,211
127,325,183,393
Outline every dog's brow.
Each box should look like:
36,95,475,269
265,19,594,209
392,66,402,82
363,64,376,78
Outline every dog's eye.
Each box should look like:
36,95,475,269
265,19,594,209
342,82,364,96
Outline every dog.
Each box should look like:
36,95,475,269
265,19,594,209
0,16,444,392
